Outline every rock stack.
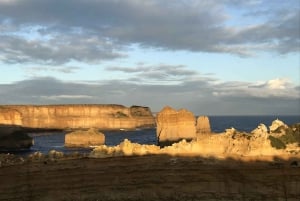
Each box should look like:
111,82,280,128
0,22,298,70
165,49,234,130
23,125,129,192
196,116,211,134
65,128,105,147
156,106,196,146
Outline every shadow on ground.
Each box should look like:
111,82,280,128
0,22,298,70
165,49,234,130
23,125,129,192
0,154,299,201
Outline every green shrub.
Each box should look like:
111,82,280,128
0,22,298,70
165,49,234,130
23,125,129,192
268,136,286,149
279,129,300,144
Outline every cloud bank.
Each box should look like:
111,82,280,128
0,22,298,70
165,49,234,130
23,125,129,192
0,67,299,115
0,0,299,64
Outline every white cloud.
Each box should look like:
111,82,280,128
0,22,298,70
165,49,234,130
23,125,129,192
213,78,299,99
265,78,290,90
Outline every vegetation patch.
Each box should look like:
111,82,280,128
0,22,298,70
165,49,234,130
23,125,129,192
268,136,286,149
278,129,300,145
115,111,128,118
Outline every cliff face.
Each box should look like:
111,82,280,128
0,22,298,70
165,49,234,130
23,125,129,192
156,106,196,146
196,116,211,134
0,105,155,130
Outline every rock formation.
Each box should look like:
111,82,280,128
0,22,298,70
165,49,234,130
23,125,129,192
269,119,288,134
0,126,33,150
91,119,300,158
251,123,268,137
156,106,196,146
0,104,155,130
65,128,105,147
196,116,211,134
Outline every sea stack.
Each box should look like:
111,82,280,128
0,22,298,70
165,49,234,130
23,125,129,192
156,106,196,146
196,116,211,134
65,128,105,147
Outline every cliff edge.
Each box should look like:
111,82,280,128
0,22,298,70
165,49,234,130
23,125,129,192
0,104,155,130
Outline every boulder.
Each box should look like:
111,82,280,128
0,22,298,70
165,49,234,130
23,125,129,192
196,116,211,134
65,128,105,147
156,106,196,146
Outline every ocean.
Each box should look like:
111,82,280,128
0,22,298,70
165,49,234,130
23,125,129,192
8,115,300,156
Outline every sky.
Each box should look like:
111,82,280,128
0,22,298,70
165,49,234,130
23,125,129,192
0,0,299,115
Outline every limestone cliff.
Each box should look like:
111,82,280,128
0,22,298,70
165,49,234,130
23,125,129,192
156,106,196,146
0,105,155,130
196,116,211,134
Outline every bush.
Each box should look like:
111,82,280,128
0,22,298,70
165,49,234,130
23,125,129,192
279,129,300,144
268,136,286,149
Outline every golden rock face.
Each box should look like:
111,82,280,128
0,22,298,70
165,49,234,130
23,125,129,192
0,104,155,130
196,116,211,134
65,128,105,147
156,106,196,145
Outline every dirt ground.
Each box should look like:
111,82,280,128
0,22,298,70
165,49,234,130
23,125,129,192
0,155,299,201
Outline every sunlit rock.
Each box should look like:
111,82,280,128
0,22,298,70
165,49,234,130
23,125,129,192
269,119,288,133
90,139,160,158
225,127,236,136
196,116,211,134
0,104,155,130
65,128,105,147
156,106,196,146
251,124,268,137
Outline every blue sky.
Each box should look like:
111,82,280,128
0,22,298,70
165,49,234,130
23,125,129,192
0,0,299,115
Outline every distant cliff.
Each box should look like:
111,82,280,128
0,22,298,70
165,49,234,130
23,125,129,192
0,104,155,130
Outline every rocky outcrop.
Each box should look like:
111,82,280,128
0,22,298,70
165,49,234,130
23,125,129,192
156,106,196,146
91,119,300,158
0,126,33,150
0,104,155,130
251,123,268,137
196,116,211,134
65,128,105,147
269,119,288,134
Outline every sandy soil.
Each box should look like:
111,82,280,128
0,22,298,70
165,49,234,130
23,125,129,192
0,155,299,201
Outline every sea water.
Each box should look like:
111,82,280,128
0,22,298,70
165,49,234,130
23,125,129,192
9,115,300,155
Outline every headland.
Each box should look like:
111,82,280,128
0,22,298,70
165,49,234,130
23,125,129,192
0,105,299,200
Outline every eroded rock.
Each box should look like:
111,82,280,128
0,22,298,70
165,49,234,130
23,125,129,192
251,123,268,137
65,128,105,147
196,116,211,134
0,104,155,130
269,119,288,133
156,106,196,146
